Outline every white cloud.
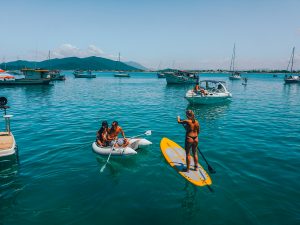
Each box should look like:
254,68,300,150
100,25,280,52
51,44,105,58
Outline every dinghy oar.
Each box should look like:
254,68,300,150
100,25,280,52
100,138,117,173
197,146,216,174
129,130,152,139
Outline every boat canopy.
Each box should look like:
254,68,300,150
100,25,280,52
199,80,228,92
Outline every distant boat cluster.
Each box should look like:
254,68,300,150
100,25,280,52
157,46,300,84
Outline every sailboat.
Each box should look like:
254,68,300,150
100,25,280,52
114,53,130,77
284,47,300,84
229,43,242,80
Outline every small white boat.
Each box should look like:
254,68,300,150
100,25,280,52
92,138,152,156
185,80,232,105
165,71,199,84
0,97,17,158
229,72,242,80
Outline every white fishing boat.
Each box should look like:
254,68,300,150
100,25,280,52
185,80,232,105
92,138,152,157
114,53,130,77
229,44,242,80
0,97,17,158
284,47,300,84
165,71,199,84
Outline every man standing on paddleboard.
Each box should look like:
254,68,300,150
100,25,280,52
177,110,200,172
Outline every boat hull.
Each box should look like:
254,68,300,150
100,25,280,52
185,90,232,105
0,133,17,157
74,74,96,78
0,79,51,85
229,75,242,80
92,138,152,157
114,74,130,77
284,76,300,83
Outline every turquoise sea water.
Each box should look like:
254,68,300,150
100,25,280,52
0,72,299,225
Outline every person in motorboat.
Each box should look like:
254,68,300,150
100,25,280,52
96,121,109,147
193,83,200,93
177,110,200,172
107,121,129,147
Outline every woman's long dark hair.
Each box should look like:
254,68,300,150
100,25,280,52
99,121,108,138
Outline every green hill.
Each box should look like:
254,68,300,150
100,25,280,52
0,56,140,71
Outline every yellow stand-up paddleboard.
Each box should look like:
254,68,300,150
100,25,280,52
160,137,212,187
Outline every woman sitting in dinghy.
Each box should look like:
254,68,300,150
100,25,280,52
107,121,129,148
96,121,109,147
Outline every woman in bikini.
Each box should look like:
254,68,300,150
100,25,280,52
96,121,109,147
177,110,200,172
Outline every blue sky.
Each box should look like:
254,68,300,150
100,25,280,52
1,0,300,69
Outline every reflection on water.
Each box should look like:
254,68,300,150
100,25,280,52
187,103,230,121
283,83,300,96
180,182,199,221
0,155,20,221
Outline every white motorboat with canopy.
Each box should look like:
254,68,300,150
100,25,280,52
0,97,17,158
185,80,232,105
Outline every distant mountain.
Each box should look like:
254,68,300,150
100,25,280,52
0,56,141,71
124,61,148,70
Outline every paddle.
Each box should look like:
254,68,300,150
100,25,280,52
129,130,152,139
100,138,117,173
197,146,216,174
99,131,151,173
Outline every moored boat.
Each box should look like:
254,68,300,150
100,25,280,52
0,68,51,85
49,70,66,80
92,138,152,157
165,71,199,84
114,53,130,77
228,43,242,80
73,70,96,78
0,97,17,158
185,80,232,105
284,47,300,84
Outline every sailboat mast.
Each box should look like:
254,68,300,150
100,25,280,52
48,50,51,70
229,43,235,72
232,43,236,72
290,47,295,73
